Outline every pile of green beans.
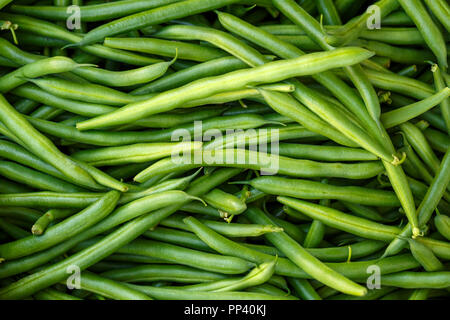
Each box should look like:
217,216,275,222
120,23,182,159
0,0,448,301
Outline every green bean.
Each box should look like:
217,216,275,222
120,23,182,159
0,14,161,66
288,278,322,300
104,37,227,62
243,176,399,207
383,11,414,26
29,106,64,121
217,11,385,146
226,209,366,296
34,288,82,300
381,88,450,129
398,0,447,69
383,149,450,257
28,114,269,146
339,67,435,100
431,64,450,134
119,170,200,205
0,94,96,188
0,177,32,193
126,283,294,300
107,238,254,275
14,98,39,115
0,0,12,10
0,160,84,193
341,201,394,223
31,209,77,236
0,56,90,94
76,47,374,130
279,197,401,242
0,169,241,296
407,239,444,272
316,0,341,25
33,113,280,147
203,188,247,216
161,214,283,238
72,271,152,300
10,0,183,22
329,286,397,300
321,0,399,46
376,271,450,289
424,0,450,32
101,264,226,284
77,0,242,46
415,237,450,260
0,207,42,224
135,149,385,183
258,88,361,148
354,39,435,65
204,125,328,151
0,191,119,261
144,227,213,252
277,143,377,162
11,84,116,117
178,201,222,218
132,56,248,95
72,142,202,167
434,215,450,241
74,58,175,87
424,128,450,154
26,77,148,106
0,219,29,239
0,139,79,184
397,65,419,78
176,259,277,292
401,122,441,174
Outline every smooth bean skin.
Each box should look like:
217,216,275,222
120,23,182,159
74,271,152,300
104,37,227,62
0,95,96,189
278,197,401,242
32,114,272,147
0,14,160,66
77,47,374,130
434,215,450,241
277,143,377,161
72,142,202,167
246,176,400,206
31,209,77,236
423,0,450,32
101,264,226,284
134,149,385,183
132,56,248,95
0,56,87,93
0,161,84,193
376,271,450,289
0,169,242,298
202,188,247,216
398,0,447,69
74,58,174,87
415,237,450,261
0,191,119,261
383,149,450,257
408,239,444,272
235,210,367,297
112,239,254,275
381,88,450,129
10,0,183,22
77,0,242,46
12,84,116,117
127,284,295,300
